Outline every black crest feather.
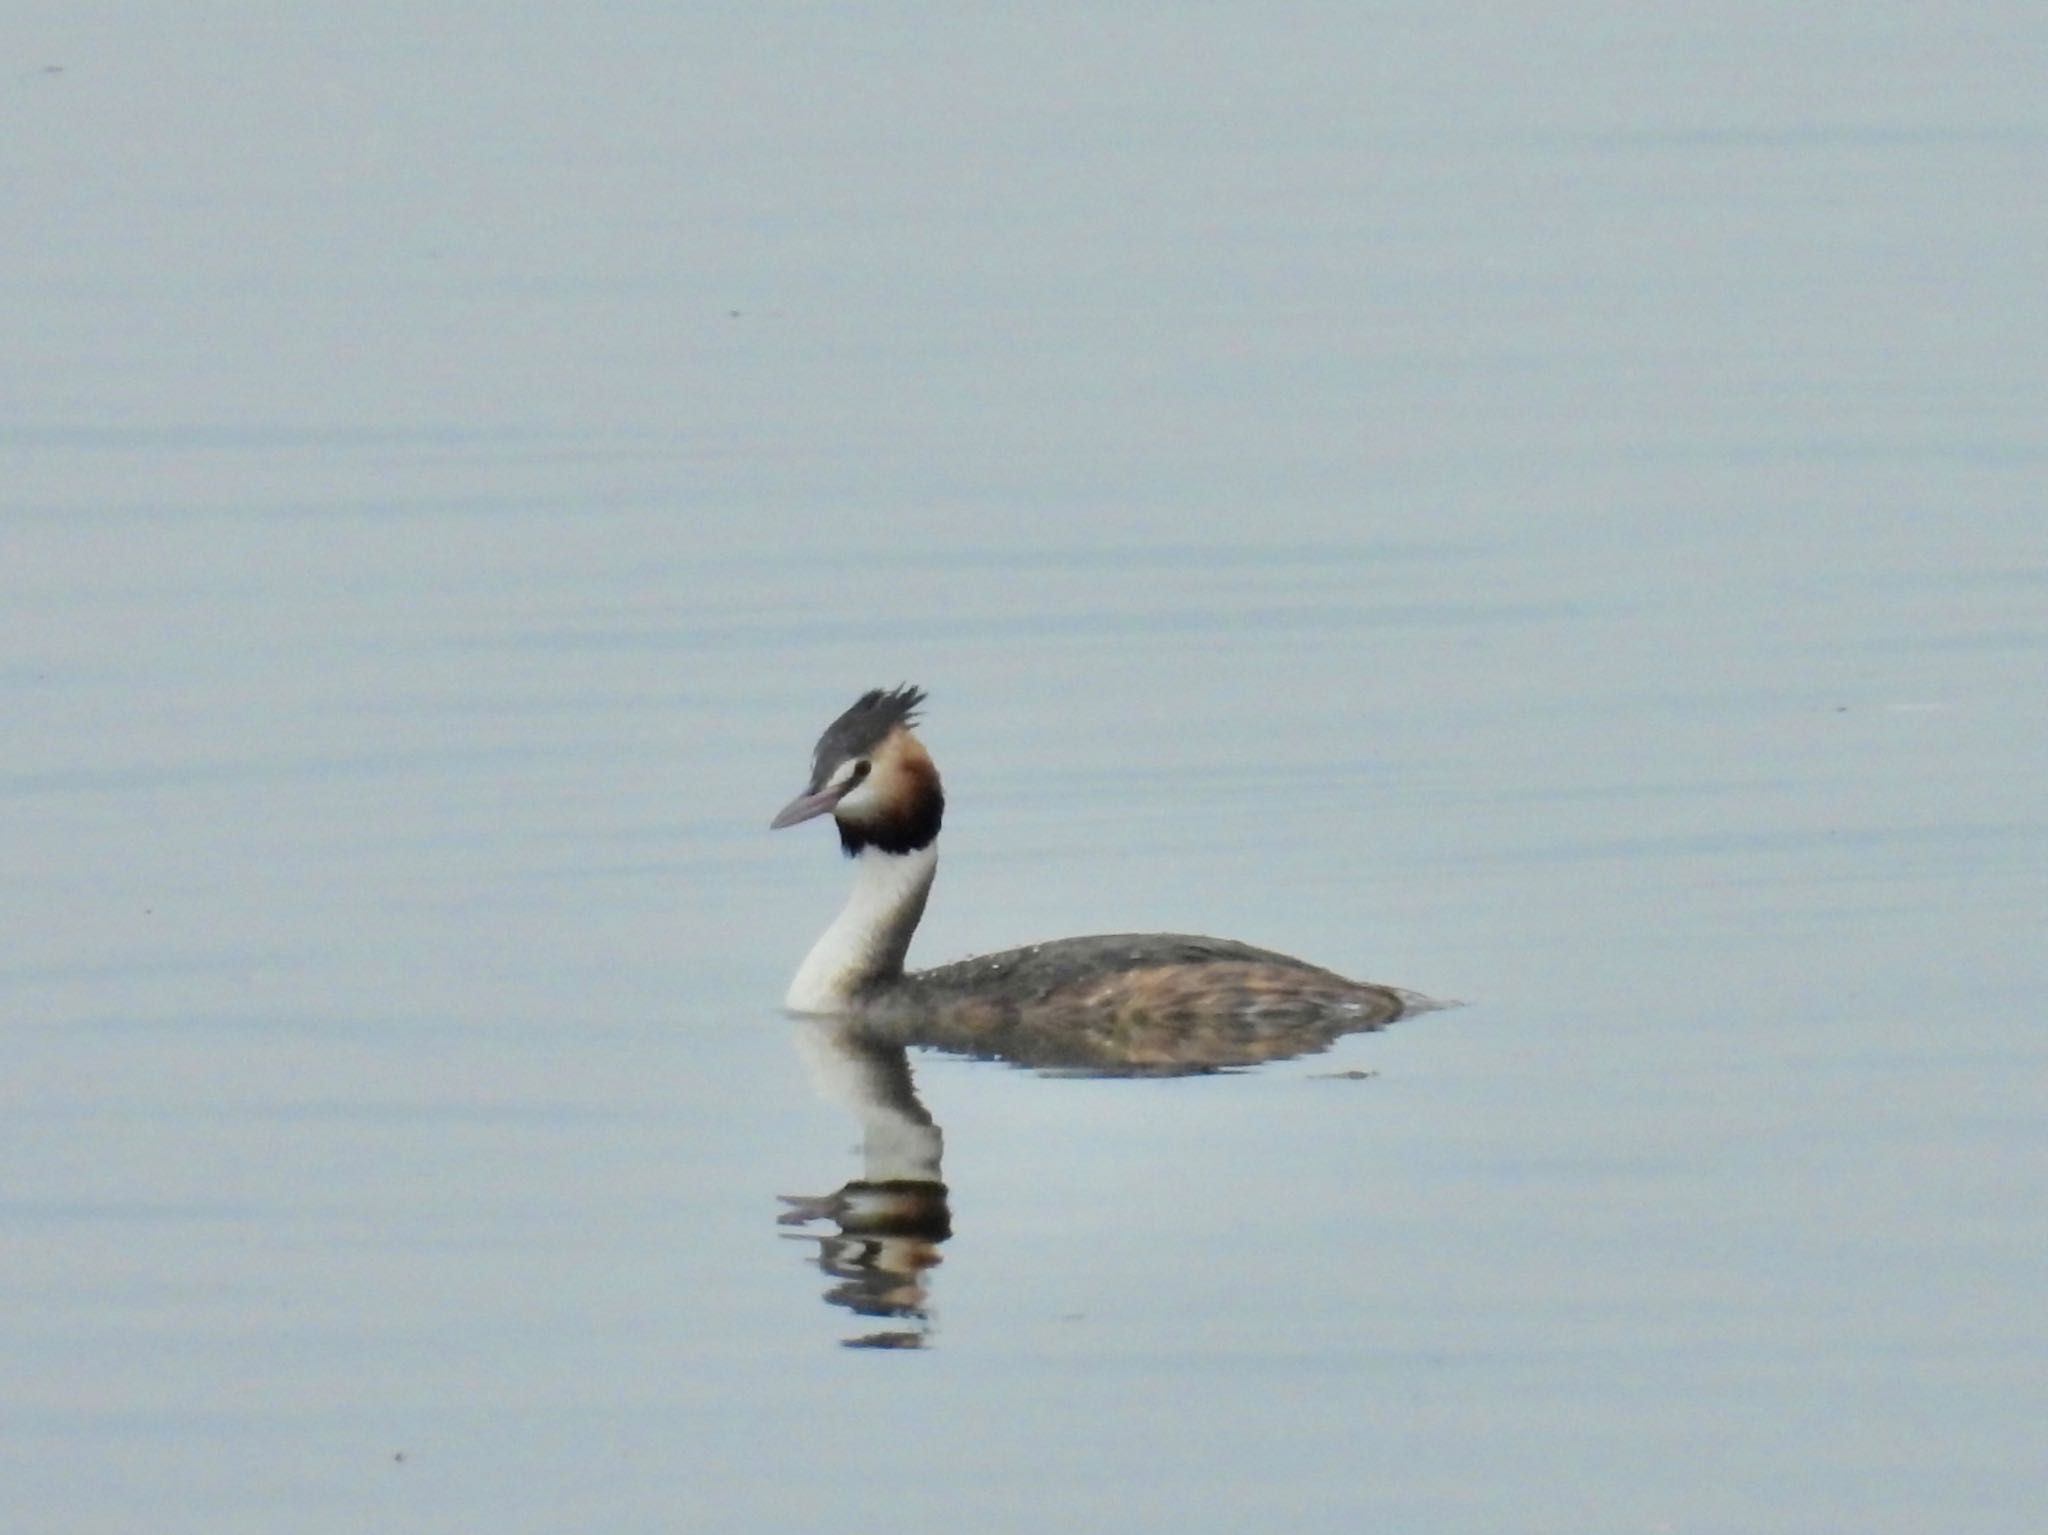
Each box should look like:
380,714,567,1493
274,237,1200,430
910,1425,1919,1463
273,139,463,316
808,684,927,790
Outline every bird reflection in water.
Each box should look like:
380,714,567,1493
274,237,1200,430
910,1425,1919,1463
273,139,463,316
781,1020,953,1350
781,993,1424,1348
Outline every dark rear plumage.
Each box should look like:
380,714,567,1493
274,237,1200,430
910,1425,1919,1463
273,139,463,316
853,932,1410,1075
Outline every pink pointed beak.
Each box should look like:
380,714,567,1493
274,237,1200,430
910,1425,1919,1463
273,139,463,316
770,783,850,830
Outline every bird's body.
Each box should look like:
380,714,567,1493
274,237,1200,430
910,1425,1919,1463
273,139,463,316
770,687,1412,1072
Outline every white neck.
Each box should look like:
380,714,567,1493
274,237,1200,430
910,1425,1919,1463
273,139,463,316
785,842,938,1014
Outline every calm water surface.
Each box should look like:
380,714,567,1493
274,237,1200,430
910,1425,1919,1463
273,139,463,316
4,7,2044,1532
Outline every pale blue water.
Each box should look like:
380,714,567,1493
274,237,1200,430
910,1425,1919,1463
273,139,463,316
4,6,2044,1532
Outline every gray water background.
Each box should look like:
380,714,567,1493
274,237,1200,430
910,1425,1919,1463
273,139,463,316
4,6,2044,1531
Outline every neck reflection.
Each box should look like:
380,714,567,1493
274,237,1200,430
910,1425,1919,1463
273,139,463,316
782,1019,952,1350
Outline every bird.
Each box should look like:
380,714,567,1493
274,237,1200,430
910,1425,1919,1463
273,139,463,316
769,686,1417,1073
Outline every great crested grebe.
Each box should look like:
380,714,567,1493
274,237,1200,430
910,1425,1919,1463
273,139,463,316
769,687,1414,1067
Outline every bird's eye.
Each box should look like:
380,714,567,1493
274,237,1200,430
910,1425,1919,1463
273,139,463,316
848,759,872,784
